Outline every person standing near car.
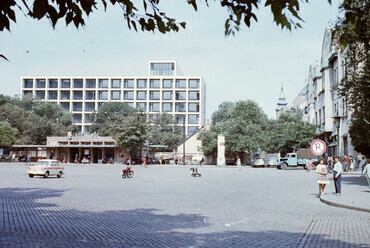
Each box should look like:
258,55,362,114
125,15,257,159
333,156,343,196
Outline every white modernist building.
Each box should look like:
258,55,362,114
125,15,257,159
303,29,354,158
21,61,206,136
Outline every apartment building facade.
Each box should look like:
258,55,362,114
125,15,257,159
303,29,354,158
21,61,206,136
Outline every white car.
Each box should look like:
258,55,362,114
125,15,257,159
27,159,64,178
253,158,265,167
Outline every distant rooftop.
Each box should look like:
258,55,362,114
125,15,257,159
149,61,183,76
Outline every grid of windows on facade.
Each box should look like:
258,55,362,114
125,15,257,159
150,63,175,76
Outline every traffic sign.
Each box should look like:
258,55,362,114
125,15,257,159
310,139,326,156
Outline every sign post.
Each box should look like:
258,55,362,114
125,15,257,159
310,139,326,156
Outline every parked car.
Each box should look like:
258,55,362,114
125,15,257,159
252,158,265,167
267,157,278,167
277,149,318,169
27,159,64,178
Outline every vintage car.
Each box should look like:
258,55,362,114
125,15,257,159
252,158,265,167
267,157,279,167
27,159,64,178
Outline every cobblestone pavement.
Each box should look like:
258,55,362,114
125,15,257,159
0,163,369,247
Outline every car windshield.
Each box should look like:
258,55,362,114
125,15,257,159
36,161,50,166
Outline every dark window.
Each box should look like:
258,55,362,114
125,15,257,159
99,79,108,88
189,79,199,89
74,79,83,88
137,91,147,100
150,91,160,100
176,115,186,124
175,91,186,100
60,102,70,111
111,91,121,100
61,79,70,88
176,79,186,88
188,114,199,124
162,103,173,112
188,103,199,112
73,91,83,100
85,91,95,100
137,79,147,88
73,114,82,123
136,103,147,112
111,79,121,88
188,126,199,135
124,91,134,100
60,91,70,100
175,103,186,112
86,79,96,88
36,79,45,88
162,91,173,100
124,79,134,88
85,102,95,112
49,79,58,88
24,79,33,88
149,103,160,112
188,91,200,100
73,102,82,111
163,79,173,88
48,91,58,100
98,91,108,100
36,91,45,99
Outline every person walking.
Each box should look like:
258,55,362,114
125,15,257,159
306,158,314,172
26,154,31,166
333,156,343,196
342,154,350,172
316,158,329,196
142,156,147,167
349,155,354,172
327,156,334,173
361,159,370,187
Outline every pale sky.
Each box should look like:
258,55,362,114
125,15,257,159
0,0,341,119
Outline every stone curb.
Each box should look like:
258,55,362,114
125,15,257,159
319,195,370,213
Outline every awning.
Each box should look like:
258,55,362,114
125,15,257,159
328,141,338,147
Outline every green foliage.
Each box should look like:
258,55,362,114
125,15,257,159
146,113,183,151
264,109,316,155
334,0,370,156
0,95,74,144
0,121,18,146
89,102,136,135
112,114,148,152
1,0,339,37
199,100,268,155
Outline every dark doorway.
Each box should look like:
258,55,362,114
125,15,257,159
70,148,79,163
93,148,102,163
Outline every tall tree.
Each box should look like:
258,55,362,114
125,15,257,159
0,121,18,146
89,102,136,135
113,114,148,163
334,0,370,156
146,113,183,151
265,108,316,155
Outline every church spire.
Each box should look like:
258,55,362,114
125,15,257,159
276,83,288,118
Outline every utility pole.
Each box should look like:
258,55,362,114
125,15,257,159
183,115,185,165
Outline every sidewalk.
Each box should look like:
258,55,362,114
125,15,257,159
320,170,370,213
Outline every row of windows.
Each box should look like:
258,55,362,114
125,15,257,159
62,102,200,113
29,90,200,101
23,78,200,89
74,113,200,125
80,124,199,136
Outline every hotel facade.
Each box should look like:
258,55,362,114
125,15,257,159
21,61,206,136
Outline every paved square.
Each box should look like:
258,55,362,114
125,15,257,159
0,163,369,247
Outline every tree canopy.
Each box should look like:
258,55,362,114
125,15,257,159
1,0,337,35
0,94,74,145
0,121,18,146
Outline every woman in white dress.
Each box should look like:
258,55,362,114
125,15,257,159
316,158,329,196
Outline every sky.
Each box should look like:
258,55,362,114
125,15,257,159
0,0,341,120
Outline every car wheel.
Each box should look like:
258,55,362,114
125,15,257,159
28,174,34,178
44,171,49,178
57,171,62,178
281,163,288,170
127,171,134,178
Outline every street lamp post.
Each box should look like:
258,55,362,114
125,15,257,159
183,115,185,165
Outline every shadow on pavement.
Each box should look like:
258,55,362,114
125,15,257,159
341,175,369,187
0,187,368,247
